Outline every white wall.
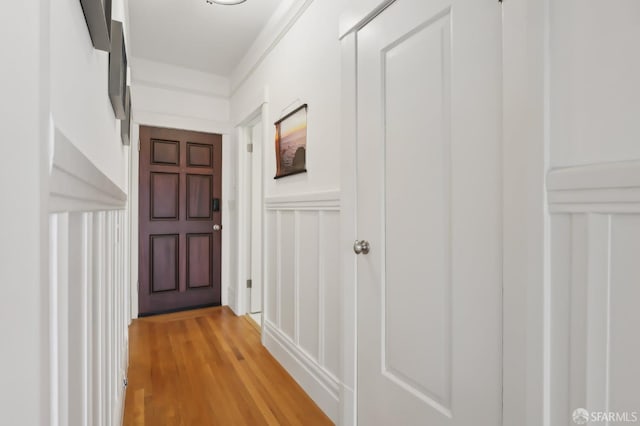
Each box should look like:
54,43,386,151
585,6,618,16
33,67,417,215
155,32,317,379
50,1,132,425
0,0,50,424
130,57,231,132
50,0,130,191
550,0,640,168
230,0,346,422
1,0,133,425
544,1,640,423
501,0,640,424
231,0,342,197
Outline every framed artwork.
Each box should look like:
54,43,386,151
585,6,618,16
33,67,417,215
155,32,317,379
274,104,308,179
109,20,128,120
79,0,112,52
121,86,131,145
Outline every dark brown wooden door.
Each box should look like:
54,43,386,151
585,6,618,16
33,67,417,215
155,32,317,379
139,126,222,316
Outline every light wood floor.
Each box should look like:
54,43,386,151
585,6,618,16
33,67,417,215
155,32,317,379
123,306,333,426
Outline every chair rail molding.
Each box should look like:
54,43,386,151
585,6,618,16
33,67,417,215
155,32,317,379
547,160,640,213
264,190,341,210
49,127,127,213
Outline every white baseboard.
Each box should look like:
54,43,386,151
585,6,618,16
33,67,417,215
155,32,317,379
117,346,129,426
227,286,238,315
263,321,340,423
116,387,126,426
340,384,356,426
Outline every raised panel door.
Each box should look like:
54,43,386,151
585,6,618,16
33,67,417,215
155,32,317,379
356,0,503,424
139,126,222,316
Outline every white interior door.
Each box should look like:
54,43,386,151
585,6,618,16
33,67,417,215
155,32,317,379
249,121,263,314
356,0,503,424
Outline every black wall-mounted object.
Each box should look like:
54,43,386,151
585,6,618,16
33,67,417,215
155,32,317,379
212,198,220,212
109,20,127,120
121,86,131,145
79,0,112,52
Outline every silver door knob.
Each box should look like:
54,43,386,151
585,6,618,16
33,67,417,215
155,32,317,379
353,240,370,255
213,224,222,231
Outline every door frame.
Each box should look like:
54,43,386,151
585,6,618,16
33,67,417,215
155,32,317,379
234,103,268,324
128,117,233,319
338,0,550,425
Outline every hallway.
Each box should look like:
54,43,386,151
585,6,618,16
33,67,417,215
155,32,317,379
123,307,332,426
3,1,640,425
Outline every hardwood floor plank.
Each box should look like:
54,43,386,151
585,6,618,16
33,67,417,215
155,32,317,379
123,306,333,426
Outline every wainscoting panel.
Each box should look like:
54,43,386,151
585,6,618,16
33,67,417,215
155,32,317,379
548,162,640,424
298,211,320,359
49,128,129,426
279,210,297,340
264,191,341,422
321,210,341,379
266,210,278,326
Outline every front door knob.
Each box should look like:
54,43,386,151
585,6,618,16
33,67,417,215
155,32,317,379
353,240,370,255
213,224,222,231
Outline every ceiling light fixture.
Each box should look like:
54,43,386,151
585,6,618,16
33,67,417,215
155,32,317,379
206,0,247,5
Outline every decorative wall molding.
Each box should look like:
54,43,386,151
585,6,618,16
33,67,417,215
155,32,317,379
263,196,342,422
264,320,340,422
547,161,640,213
549,212,640,423
50,210,129,426
50,127,127,213
265,190,340,210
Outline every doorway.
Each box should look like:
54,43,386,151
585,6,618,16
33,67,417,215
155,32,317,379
237,107,266,328
138,125,223,316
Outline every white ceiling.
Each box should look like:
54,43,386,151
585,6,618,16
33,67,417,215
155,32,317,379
128,0,284,76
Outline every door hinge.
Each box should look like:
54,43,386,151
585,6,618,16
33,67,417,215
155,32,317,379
246,279,252,289
138,140,141,152
247,143,253,153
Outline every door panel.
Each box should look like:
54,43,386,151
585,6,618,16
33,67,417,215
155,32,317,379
383,8,452,411
187,174,213,220
151,172,179,220
187,234,212,288
187,143,213,167
139,126,222,316
152,139,179,165
356,0,502,424
150,235,179,293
